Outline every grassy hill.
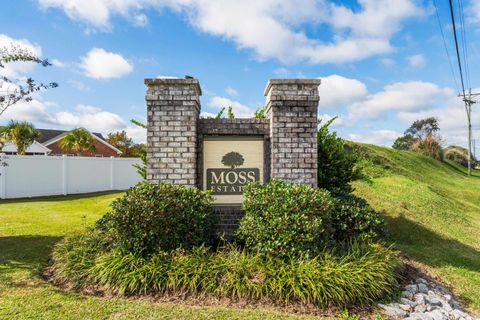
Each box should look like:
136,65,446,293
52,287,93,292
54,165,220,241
351,144,480,312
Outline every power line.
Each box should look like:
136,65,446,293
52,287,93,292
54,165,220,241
433,0,460,92
448,0,466,96
458,0,470,89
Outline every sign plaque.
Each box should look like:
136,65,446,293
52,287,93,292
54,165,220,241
203,137,264,204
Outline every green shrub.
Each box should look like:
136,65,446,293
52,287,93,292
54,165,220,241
98,181,214,256
411,134,443,161
318,117,363,191
324,191,386,244
443,145,477,168
236,179,334,258
53,237,400,306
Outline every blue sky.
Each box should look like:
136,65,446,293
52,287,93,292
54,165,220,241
1,0,479,147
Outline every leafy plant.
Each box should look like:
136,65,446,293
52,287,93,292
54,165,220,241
215,107,225,119
236,179,333,258
60,128,96,155
392,134,416,150
253,106,267,119
97,182,214,256
130,119,147,179
227,106,235,119
0,120,39,155
325,190,386,244
318,117,363,192
0,45,58,116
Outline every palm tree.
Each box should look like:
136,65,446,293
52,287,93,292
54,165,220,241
0,120,39,155
60,128,96,155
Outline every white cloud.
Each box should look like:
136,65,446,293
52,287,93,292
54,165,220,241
347,81,454,121
225,87,238,96
273,67,289,76
125,124,147,143
468,1,480,24
52,104,126,132
132,13,148,27
200,111,217,118
319,75,368,108
1,98,147,142
80,48,133,79
406,54,426,68
347,129,403,147
51,58,65,68
68,80,91,92
36,0,424,64
318,114,343,127
0,34,43,77
208,96,255,118
380,57,395,67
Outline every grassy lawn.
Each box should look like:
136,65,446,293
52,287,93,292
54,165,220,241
0,192,326,320
353,145,480,313
2,145,479,318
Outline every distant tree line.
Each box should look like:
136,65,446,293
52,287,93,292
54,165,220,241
393,117,477,168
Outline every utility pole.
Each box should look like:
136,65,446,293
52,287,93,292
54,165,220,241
474,138,476,160
459,89,480,176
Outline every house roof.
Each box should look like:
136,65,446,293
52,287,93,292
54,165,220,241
37,129,105,143
2,141,51,153
41,129,122,154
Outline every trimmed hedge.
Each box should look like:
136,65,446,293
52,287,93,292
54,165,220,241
96,182,214,256
52,232,400,307
326,190,386,244
236,179,334,258
236,180,385,258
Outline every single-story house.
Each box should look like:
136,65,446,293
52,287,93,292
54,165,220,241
1,128,122,157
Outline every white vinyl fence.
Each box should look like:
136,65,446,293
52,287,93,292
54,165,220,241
0,154,142,199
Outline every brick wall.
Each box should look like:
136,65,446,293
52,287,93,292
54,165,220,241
145,78,201,186
264,79,320,188
146,77,321,238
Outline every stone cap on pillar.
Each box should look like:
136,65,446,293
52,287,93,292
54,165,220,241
144,77,202,96
264,78,321,101
264,79,321,95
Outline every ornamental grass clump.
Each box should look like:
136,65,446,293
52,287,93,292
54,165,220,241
52,236,400,307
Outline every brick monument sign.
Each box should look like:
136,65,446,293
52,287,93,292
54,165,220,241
146,77,321,236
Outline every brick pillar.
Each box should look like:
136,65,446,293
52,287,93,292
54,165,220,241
145,77,201,186
264,79,320,187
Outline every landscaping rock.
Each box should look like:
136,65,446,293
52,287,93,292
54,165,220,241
379,304,408,318
414,293,426,305
401,298,417,308
427,309,447,320
405,284,418,294
378,278,476,320
406,312,433,320
414,305,427,313
418,283,429,294
402,290,415,300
